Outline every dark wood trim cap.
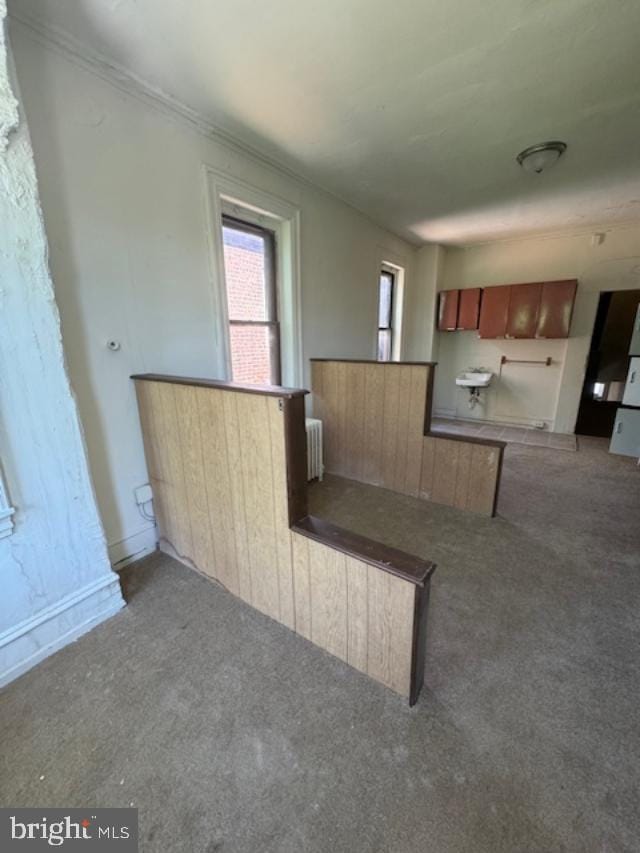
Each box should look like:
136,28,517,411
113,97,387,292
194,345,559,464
410,582,431,706
310,358,438,367
292,515,436,586
426,429,507,450
132,373,308,399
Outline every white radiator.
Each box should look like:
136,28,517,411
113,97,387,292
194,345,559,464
305,418,324,481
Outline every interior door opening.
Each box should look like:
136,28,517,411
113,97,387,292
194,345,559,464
575,289,640,437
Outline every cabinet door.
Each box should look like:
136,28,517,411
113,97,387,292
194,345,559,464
629,303,640,355
438,289,459,331
457,287,481,330
506,283,541,338
536,280,577,339
478,285,510,338
609,407,640,457
622,357,640,407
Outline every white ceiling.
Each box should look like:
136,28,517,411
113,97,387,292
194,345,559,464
11,0,640,245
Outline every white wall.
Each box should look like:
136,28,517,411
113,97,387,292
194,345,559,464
432,224,640,431
0,7,123,686
10,22,417,565
403,244,443,363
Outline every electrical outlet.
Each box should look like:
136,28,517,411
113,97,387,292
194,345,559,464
135,484,153,505
532,420,546,430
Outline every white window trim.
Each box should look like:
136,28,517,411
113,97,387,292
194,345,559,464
0,465,15,539
378,258,406,362
203,166,303,388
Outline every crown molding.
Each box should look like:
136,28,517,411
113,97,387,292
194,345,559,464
9,8,421,248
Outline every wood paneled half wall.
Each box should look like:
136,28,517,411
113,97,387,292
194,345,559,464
310,359,504,517
133,374,435,705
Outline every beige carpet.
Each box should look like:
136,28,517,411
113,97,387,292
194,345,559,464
1,437,638,851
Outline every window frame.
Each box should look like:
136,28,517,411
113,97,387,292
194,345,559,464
204,166,302,388
222,214,282,386
377,269,396,362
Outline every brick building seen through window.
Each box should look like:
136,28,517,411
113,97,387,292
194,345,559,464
222,216,280,385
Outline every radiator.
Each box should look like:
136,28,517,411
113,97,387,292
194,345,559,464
305,418,324,481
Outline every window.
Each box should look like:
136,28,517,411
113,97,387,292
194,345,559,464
377,270,395,361
222,215,281,385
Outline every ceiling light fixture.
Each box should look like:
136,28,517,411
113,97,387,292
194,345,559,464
516,141,567,174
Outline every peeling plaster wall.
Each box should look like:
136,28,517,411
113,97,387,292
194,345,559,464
9,24,417,564
0,5,124,686
435,226,640,431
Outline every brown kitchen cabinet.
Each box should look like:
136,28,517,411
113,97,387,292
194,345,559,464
478,285,510,338
506,282,542,338
478,280,577,339
457,287,481,330
536,280,577,338
438,289,460,331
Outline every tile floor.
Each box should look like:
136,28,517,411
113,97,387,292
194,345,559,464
432,416,578,450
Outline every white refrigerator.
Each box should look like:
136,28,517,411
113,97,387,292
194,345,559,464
610,304,640,457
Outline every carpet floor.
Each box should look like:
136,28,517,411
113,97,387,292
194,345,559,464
1,438,638,852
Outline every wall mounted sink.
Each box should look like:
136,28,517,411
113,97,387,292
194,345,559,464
456,371,494,388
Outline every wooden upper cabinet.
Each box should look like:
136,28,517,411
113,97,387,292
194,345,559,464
466,279,578,339
478,285,510,338
506,283,542,339
457,288,481,330
536,280,577,338
438,289,459,331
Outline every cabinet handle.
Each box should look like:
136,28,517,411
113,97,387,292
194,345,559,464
630,370,636,384
616,421,623,434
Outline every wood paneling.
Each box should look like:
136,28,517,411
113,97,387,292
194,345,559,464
536,280,577,338
307,537,348,661
363,363,385,485
437,289,459,331
291,533,312,640
405,366,427,498
292,515,435,585
366,564,414,696
135,376,435,703
174,385,215,578
291,529,418,697
457,287,481,330
311,360,502,516
345,555,368,673
478,285,510,339
506,282,542,339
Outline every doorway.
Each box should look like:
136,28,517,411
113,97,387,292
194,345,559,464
575,289,640,436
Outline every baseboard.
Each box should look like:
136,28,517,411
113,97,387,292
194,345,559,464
108,525,157,569
0,573,125,688
434,412,555,430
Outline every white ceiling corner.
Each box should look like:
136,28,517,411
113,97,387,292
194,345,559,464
10,0,640,246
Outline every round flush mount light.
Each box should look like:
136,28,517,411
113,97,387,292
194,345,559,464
516,141,567,174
